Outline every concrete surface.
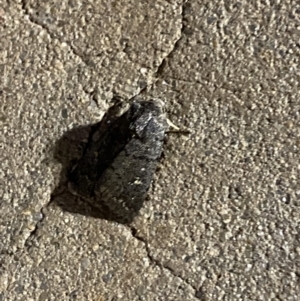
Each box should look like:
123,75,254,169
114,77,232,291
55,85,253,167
1,0,300,300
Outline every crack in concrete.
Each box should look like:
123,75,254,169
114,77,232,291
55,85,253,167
21,0,91,71
132,0,190,100
155,0,189,77
21,1,98,103
23,213,44,248
165,75,246,97
21,0,189,102
129,224,199,298
23,189,66,248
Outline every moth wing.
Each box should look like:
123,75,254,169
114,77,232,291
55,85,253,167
94,116,166,222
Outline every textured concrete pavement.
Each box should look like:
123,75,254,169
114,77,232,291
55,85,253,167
1,0,300,300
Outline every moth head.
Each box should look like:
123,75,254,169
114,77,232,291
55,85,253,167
129,99,168,137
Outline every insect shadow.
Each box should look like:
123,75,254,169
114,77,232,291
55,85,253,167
51,122,142,224
51,100,184,224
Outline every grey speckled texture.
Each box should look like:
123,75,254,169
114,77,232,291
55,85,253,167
1,0,300,300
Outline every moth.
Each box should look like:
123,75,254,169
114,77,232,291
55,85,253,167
68,99,168,223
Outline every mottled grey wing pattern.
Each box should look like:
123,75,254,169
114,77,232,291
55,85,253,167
68,100,168,222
